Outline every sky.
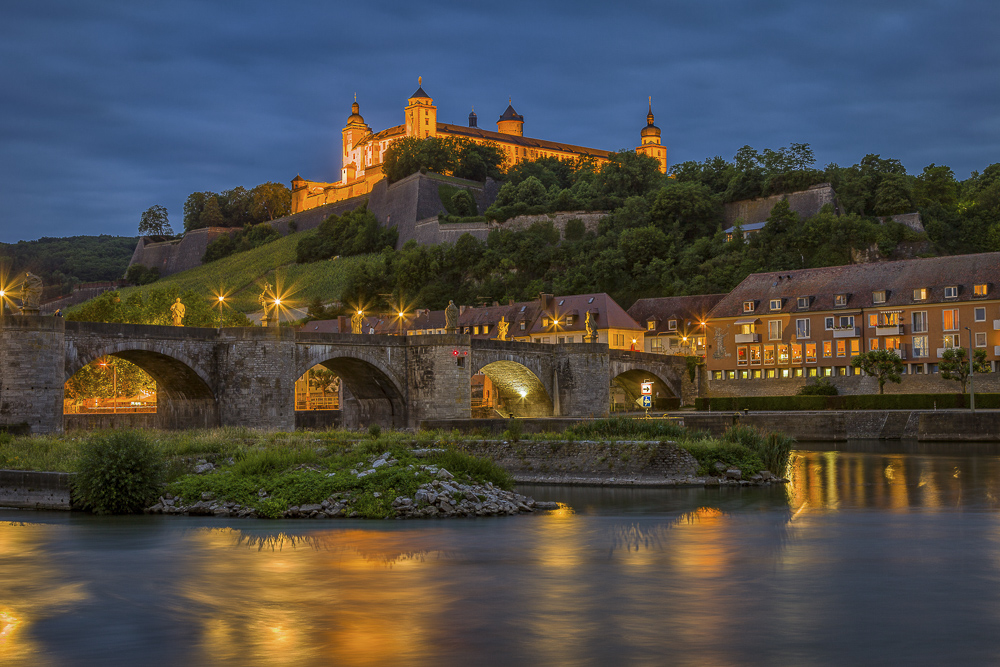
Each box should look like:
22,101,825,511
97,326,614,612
1,0,998,243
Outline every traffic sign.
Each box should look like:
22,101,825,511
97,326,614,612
640,381,653,395
640,395,652,408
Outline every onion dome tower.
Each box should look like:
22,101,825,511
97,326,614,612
469,106,478,128
497,98,524,136
636,97,667,174
405,76,437,139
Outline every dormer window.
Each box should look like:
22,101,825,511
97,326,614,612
872,290,886,304
668,319,677,331
913,288,927,300
542,317,550,327
646,320,655,330
519,321,526,331
944,286,959,299
834,294,848,307
769,299,782,311
743,300,755,313
974,283,988,296
483,325,490,335
797,296,810,309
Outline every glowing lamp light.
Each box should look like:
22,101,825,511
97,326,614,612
398,312,405,318
519,389,527,398
357,310,363,315
274,299,281,306
218,295,225,302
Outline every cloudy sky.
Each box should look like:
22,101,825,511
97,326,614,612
1,0,997,243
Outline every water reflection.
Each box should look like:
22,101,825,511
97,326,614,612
6,445,1000,664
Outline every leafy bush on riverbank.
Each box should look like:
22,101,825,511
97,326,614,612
682,424,794,477
73,430,165,514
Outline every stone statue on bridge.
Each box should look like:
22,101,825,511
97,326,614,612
585,311,597,343
258,282,273,327
170,298,186,326
445,300,459,334
496,316,509,341
351,310,364,334
19,272,42,315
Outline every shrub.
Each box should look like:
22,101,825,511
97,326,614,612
73,431,165,514
368,424,382,439
504,417,523,442
568,416,705,441
722,424,793,475
798,377,838,395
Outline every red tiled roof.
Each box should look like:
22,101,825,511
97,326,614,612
628,294,726,335
709,253,1000,319
529,293,641,335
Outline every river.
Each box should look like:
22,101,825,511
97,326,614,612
4,443,1000,665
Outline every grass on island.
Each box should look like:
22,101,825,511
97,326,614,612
0,419,793,517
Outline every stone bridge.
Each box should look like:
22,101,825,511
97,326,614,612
0,317,691,434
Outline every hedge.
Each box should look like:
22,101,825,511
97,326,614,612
696,393,1000,411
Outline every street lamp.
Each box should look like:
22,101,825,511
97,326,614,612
216,294,225,327
99,358,117,414
965,326,975,412
397,310,406,336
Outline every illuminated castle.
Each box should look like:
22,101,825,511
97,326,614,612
291,78,668,214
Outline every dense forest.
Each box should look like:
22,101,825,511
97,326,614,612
0,235,137,297
294,138,1000,314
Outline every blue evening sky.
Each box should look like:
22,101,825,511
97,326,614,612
0,0,997,242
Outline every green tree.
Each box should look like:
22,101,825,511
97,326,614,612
138,205,172,236
850,349,904,394
940,347,989,393
64,357,157,403
450,189,478,217
250,182,292,221
873,173,914,216
199,196,226,227
183,192,211,232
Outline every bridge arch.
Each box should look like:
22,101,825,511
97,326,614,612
474,360,554,418
609,363,682,412
66,344,218,429
294,350,406,429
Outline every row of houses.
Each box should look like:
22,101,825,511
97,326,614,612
300,251,1000,392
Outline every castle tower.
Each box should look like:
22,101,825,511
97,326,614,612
341,96,370,182
405,77,437,139
469,107,477,128
497,99,524,136
636,98,667,174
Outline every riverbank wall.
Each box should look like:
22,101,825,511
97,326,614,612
0,470,73,510
679,410,1000,442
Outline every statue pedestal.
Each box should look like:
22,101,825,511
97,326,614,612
446,327,457,334
20,308,40,316
260,315,270,328
585,334,598,344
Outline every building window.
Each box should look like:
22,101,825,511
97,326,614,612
976,332,987,347
851,339,860,356
825,317,835,330
868,313,878,328
647,320,655,330
885,337,901,351
943,309,959,331
765,369,776,379
943,333,961,349
870,338,879,351
612,334,625,347
974,284,988,297
542,318,549,327
975,307,986,322
806,342,817,363
792,344,802,363
944,286,958,299
753,369,762,379
873,290,886,304
796,319,810,338
834,294,848,307
837,340,846,357
770,299,782,311
484,325,490,334
519,321,526,331
651,338,665,353
737,346,748,366
778,344,789,364
768,320,782,340
712,371,723,380
839,316,855,329
797,296,810,309
750,347,761,365
912,336,929,357
473,326,480,335
914,288,928,300
764,346,775,365
823,341,833,358
668,319,677,331
743,301,755,313
912,311,928,333
728,371,737,379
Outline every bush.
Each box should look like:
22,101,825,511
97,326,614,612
503,417,523,442
798,377,838,395
73,431,165,514
722,424,793,475
368,424,382,439
124,264,160,286
568,416,706,441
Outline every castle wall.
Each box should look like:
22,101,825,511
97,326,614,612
723,183,839,227
129,227,231,278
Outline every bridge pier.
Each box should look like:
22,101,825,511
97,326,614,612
0,317,65,434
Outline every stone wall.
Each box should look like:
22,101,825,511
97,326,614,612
723,183,839,227
0,470,74,510
129,227,231,278
708,372,1000,397
0,317,65,434
64,413,157,431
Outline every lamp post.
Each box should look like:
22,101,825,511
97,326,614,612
965,326,975,412
398,311,405,336
100,358,117,414
216,295,225,328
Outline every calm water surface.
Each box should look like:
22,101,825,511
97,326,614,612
5,444,1000,665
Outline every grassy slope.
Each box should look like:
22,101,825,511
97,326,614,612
113,229,373,314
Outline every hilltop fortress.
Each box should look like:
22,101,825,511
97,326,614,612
291,78,669,214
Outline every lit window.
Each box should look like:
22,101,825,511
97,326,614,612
647,320,655,330
834,294,848,307
823,341,832,357
975,307,986,322
913,288,928,300
869,314,878,327
805,343,817,362
943,309,959,331
797,296,810,309
483,325,490,334
778,344,789,364
743,301,755,313
764,346,775,365
542,318,549,327
944,286,958,299
473,326,479,335
872,290,886,304
974,284,988,296
737,346,748,366
870,338,879,351
750,347,761,365
837,340,846,357
770,299,782,310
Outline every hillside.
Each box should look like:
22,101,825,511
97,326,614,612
0,235,136,295
108,227,369,315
